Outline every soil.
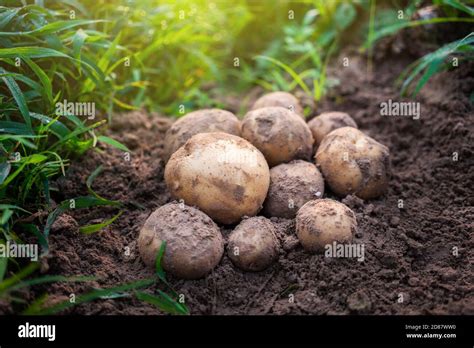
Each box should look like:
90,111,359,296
3,29,473,315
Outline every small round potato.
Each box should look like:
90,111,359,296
227,217,279,271
138,203,224,279
263,160,325,219
165,132,270,224
315,127,390,199
164,109,241,160
307,111,358,147
296,199,357,252
251,91,304,117
241,107,314,167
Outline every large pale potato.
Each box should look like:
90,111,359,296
307,111,358,147
164,109,241,160
263,160,324,219
251,91,304,117
164,132,270,224
296,199,357,252
138,203,223,279
315,127,390,199
241,107,313,167
227,217,279,271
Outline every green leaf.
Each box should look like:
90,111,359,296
0,67,32,131
23,58,53,105
0,262,39,294
97,135,130,152
155,241,166,281
0,47,70,59
135,290,189,315
29,113,71,140
364,17,474,49
43,196,120,239
440,0,474,16
0,162,11,185
21,223,49,256
34,277,156,315
335,2,356,31
413,58,444,96
255,55,312,96
0,208,13,225
80,211,123,234
0,8,20,30
0,19,105,37
399,33,474,96
0,121,33,135
86,165,121,205
0,153,48,189
7,275,93,293
0,256,7,283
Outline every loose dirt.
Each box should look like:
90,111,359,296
4,30,473,315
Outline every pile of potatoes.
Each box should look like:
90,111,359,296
138,92,391,279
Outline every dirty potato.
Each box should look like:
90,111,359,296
251,91,304,117
164,109,241,160
227,217,279,271
315,127,390,199
296,199,357,252
241,107,313,167
164,132,270,224
138,202,224,279
307,111,358,147
263,160,325,219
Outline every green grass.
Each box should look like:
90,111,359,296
364,0,474,95
398,32,474,96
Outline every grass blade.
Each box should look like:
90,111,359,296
79,211,123,234
97,135,130,152
0,67,32,131
34,277,156,315
255,55,312,96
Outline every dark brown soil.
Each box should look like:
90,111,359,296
4,32,473,315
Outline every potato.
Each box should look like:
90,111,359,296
241,107,313,167
263,160,324,219
164,109,241,160
296,199,357,252
251,91,304,117
164,132,270,224
138,202,223,279
307,111,358,147
315,127,390,199
227,217,279,271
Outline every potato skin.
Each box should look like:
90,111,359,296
165,132,270,224
227,217,279,271
307,111,358,147
164,109,241,160
251,91,304,117
296,199,357,252
263,160,325,219
138,203,223,279
241,107,314,167
315,127,390,200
